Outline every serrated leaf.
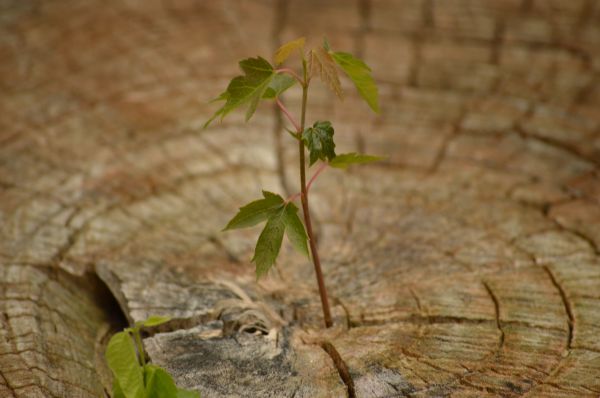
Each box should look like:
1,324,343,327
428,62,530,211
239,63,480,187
330,51,379,113
177,389,201,398
274,37,305,65
302,121,336,166
106,332,144,398
263,74,296,99
309,47,342,98
209,91,229,103
224,191,284,231
144,365,178,398
283,202,309,258
138,315,171,328
252,209,286,279
204,57,275,127
329,153,384,169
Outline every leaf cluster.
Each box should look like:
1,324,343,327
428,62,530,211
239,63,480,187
211,38,385,279
205,38,380,129
106,316,200,398
308,38,380,113
224,191,308,278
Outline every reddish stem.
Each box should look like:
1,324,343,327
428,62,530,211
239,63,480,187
275,68,304,84
298,83,333,328
285,163,328,204
306,162,328,193
276,98,301,133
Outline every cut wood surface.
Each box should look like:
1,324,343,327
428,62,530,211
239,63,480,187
1,1,600,397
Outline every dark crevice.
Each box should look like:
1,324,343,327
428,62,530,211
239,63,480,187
350,314,493,329
542,266,574,350
515,124,600,168
320,341,356,398
401,347,458,376
94,263,219,336
428,110,467,174
94,263,135,325
0,368,17,398
546,216,600,256
350,312,567,333
483,282,505,354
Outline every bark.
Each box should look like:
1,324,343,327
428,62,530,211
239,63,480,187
1,0,600,397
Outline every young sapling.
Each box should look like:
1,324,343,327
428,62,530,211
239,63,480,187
105,316,200,398
205,37,382,328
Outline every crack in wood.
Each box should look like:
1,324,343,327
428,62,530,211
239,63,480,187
320,341,356,398
0,369,17,398
542,266,574,350
514,265,577,397
428,109,467,174
515,123,600,168
483,281,505,354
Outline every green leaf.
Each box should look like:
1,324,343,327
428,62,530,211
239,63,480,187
274,37,305,65
302,121,336,166
252,209,286,279
330,51,379,113
138,315,171,328
283,202,309,258
329,153,384,169
224,191,284,231
209,91,229,103
177,389,201,398
263,74,296,99
144,365,178,398
106,331,145,398
204,57,275,127
113,379,127,398
309,47,342,98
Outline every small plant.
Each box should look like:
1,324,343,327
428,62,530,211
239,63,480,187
105,316,200,398
206,38,381,328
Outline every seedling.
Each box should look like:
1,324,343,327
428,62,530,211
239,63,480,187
206,38,382,328
105,316,200,398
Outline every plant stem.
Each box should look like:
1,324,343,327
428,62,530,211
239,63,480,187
298,76,333,328
285,163,328,204
131,328,146,367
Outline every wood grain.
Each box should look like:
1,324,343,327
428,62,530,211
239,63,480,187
1,0,599,396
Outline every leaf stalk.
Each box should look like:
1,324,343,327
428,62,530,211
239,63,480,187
275,68,304,85
276,98,301,133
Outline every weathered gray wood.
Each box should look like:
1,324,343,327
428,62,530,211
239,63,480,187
1,0,600,397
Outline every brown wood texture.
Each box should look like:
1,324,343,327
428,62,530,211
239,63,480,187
1,1,600,397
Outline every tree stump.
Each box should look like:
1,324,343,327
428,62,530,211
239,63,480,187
1,1,599,397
